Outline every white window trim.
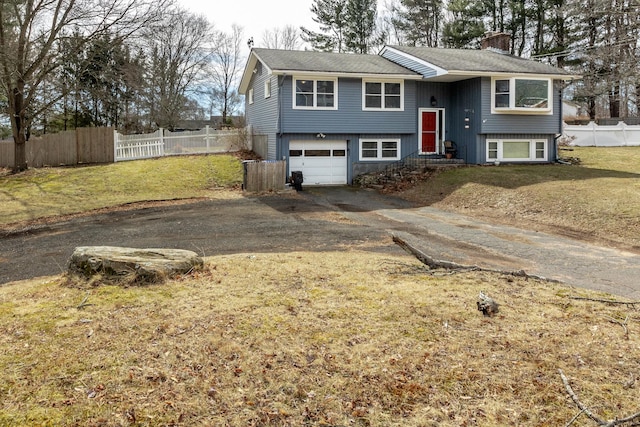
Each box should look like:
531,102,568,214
359,138,401,161
292,76,338,110
248,88,254,105
264,79,271,99
418,108,445,155
491,76,553,115
362,79,404,111
486,138,548,162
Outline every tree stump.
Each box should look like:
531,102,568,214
67,246,203,284
477,291,499,317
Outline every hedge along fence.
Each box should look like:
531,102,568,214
0,127,115,168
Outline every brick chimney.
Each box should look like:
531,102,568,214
481,32,511,53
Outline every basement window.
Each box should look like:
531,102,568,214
486,139,548,162
359,139,400,161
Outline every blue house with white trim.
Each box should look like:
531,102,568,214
238,33,578,185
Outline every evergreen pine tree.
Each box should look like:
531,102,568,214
442,0,485,48
301,0,349,52
344,0,379,53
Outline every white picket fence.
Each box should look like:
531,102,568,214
114,126,250,161
563,121,640,147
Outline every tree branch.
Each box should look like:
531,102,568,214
559,369,606,425
569,296,640,307
559,369,640,426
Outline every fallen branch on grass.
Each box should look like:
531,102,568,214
391,232,479,271
391,231,557,283
76,292,94,310
569,296,640,307
559,369,640,426
604,315,630,340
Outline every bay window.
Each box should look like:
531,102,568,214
492,77,552,114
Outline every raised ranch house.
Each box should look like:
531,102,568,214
239,33,578,185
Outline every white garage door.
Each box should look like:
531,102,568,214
289,141,347,185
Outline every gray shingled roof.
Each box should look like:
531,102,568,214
389,45,571,76
252,48,420,76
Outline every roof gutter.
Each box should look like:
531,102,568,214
269,70,424,80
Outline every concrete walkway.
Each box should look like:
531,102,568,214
304,187,640,300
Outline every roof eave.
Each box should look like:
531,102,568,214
238,51,274,94
380,46,449,78
429,70,582,81
269,69,423,80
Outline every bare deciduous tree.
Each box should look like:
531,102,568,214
261,25,303,50
208,24,244,125
0,0,168,172
144,7,213,130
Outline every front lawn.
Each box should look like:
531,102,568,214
1,252,639,426
0,155,243,228
399,147,640,250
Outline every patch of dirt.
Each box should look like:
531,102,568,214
388,178,640,254
0,198,211,236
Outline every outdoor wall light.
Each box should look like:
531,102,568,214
316,133,326,139
430,96,437,107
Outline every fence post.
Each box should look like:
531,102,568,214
159,128,165,156
205,125,210,152
113,129,118,162
621,121,628,146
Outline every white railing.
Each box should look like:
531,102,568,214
114,126,250,161
563,121,640,147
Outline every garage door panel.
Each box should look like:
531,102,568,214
289,141,347,185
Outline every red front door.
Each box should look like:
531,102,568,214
421,111,437,153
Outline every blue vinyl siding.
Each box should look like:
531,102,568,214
415,78,482,162
280,77,417,134
244,55,566,169
279,133,415,184
479,77,563,135
447,78,483,163
244,61,279,159
478,134,556,163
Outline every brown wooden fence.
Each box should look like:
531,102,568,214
0,127,114,168
242,160,286,192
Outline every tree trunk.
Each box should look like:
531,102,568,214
588,96,596,120
609,83,620,118
13,136,27,172
10,87,28,173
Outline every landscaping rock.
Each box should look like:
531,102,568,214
68,246,203,284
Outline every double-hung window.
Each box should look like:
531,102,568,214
359,139,400,161
363,80,403,110
293,77,337,109
492,77,552,114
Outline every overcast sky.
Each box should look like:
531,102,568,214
179,0,316,50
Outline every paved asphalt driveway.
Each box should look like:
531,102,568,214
2,186,639,299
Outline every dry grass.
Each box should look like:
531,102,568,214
398,147,640,250
1,251,639,426
0,155,243,228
